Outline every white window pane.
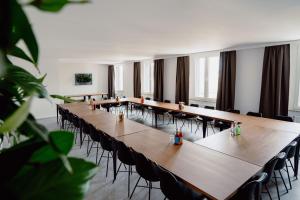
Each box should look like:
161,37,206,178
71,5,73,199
195,58,205,98
143,63,150,93
150,62,154,93
115,65,123,91
208,56,219,99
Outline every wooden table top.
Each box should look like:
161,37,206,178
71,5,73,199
94,97,300,133
80,112,151,138
66,93,108,98
119,129,261,200
196,125,299,167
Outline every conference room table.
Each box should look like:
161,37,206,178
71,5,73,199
66,92,108,101
58,99,300,199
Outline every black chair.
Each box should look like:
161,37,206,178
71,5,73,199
145,97,151,100
273,150,290,200
247,112,262,117
164,100,171,103
217,109,240,131
274,115,294,122
262,154,280,200
174,104,199,131
285,141,297,189
70,114,81,144
158,166,205,200
130,150,160,200
98,132,114,177
87,125,102,163
232,172,268,200
79,119,92,154
195,106,216,135
114,141,135,197
292,135,300,178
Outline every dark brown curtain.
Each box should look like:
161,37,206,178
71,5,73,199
259,44,290,118
133,62,141,98
153,59,164,101
216,51,236,111
108,65,115,98
175,56,190,104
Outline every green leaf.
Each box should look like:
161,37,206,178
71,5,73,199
11,0,39,66
6,65,48,98
0,137,46,185
7,45,35,65
50,94,81,103
7,158,98,200
30,131,74,163
29,0,89,12
0,96,33,133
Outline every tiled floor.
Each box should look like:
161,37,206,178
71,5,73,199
37,109,300,200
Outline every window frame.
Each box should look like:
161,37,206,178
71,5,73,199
194,55,220,102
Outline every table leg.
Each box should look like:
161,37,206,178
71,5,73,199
83,96,86,101
126,103,129,118
295,143,299,177
88,95,91,100
56,105,59,124
155,112,158,128
106,106,110,112
80,121,83,147
113,142,117,182
202,117,207,138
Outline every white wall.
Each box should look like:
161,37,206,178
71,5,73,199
234,48,264,114
57,62,107,96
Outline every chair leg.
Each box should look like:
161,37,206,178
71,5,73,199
286,162,292,190
128,166,131,197
87,141,94,156
265,185,272,200
106,151,110,177
130,176,141,199
148,181,151,200
279,170,288,193
97,149,105,165
95,143,99,164
274,171,281,200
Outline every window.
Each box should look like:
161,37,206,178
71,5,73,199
194,55,219,100
114,64,123,91
142,61,154,94
295,44,300,110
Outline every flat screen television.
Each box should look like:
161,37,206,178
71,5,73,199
75,73,92,85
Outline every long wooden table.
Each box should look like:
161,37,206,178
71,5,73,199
119,129,261,200
58,99,300,199
93,97,300,137
66,92,108,101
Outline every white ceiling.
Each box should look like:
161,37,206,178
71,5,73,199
25,0,300,64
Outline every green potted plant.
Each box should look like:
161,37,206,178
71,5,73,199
0,0,98,199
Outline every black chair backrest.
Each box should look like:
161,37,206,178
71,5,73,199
227,109,240,114
159,167,184,200
233,172,267,200
131,150,159,182
262,155,279,184
164,100,171,103
145,97,151,100
116,141,135,166
274,151,288,170
190,104,199,107
99,132,113,151
158,166,205,200
89,124,101,142
287,141,297,159
204,106,214,110
103,97,108,100
81,119,91,135
246,112,262,117
274,115,293,122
